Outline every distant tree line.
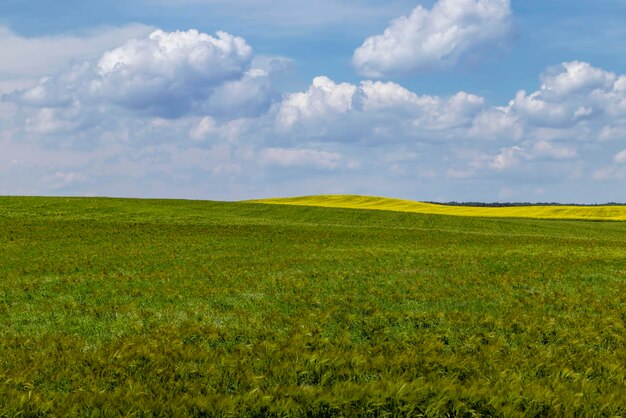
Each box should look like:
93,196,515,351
425,201,626,207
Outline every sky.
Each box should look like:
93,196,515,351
1,0,626,203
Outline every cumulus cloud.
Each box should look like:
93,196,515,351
5,29,272,119
92,29,253,116
24,107,81,135
277,76,357,128
3,29,626,203
488,146,524,170
468,106,521,140
0,24,154,86
353,0,513,77
476,140,576,172
499,61,626,135
267,61,626,193
358,80,437,112
205,69,274,118
276,77,485,135
414,91,485,131
539,61,616,98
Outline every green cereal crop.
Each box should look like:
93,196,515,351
1,196,626,416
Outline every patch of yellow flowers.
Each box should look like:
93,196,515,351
252,195,626,221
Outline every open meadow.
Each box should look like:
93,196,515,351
1,196,626,416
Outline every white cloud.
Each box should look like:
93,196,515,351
24,107,81,135
353,0,512,77
539,61,616,98
97,29,251,75
204,69,274,118
414,91,485,131
358,80,438,112
5,29,271,119
468,106,521,140
276,77,486,135
91,29,257,117
0,24,154,89
598,125,626,141
3,28,626,203
465,138,577,176
496,61,626,137
277,76,357,128
615,149,626,163
509,90,571,128
191,116,218,140
488,146,524,170
532,140,577,160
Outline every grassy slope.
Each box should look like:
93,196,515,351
252,194,626,221
1,196,626,416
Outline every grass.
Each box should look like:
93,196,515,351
1,196,626,416
251,194,626,221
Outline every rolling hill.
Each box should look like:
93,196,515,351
251,194,626,221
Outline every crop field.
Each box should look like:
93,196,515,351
253,195,626,221
1,196,626,416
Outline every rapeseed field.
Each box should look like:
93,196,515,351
253,194,626,221
1,196,626,416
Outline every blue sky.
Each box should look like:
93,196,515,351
1,0,626,202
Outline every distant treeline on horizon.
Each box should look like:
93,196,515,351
427,201,626,207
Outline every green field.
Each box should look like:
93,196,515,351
2,196,626,416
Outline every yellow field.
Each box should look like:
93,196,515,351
250,195,626,221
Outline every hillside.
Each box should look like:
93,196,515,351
251,194,626,221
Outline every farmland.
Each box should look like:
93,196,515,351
1,196,626,416
253,194,626,221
